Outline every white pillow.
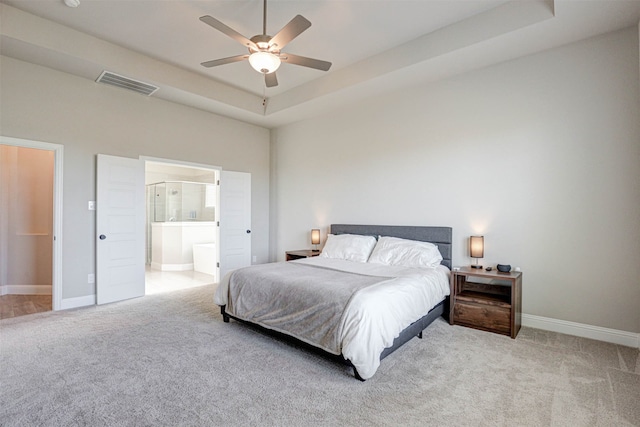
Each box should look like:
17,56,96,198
319,234,377,263
368,236,442,268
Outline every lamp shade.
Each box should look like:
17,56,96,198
248,51,281,74
311,229,321,245
470,236,484,258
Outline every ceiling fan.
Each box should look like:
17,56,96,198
199,0,332,88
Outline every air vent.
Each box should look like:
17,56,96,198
96,71,159,96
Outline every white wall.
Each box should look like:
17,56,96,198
0,56,270,301
272,27,640,333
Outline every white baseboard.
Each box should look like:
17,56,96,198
522,313,640,349
60,294,96,310
0,284,52,296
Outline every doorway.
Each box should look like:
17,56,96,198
143,159,220,295
0,137,63,315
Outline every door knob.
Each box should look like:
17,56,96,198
99,234,106,240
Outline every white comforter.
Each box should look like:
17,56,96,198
214,257,450,379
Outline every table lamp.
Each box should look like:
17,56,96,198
470,236,484,269
311,229,320,252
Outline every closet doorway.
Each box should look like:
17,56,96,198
0,137,63,317
143,159,220,295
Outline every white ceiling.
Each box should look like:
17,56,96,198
2,0,640,128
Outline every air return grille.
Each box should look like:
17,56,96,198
96,71,159,96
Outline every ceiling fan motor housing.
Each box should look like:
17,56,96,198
249,34,278,53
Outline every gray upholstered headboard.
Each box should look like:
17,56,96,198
330,224,453,269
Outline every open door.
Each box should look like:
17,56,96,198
219,170,251,280
96,154,145,305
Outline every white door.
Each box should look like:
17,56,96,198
96,154,145,305
219,170,251,279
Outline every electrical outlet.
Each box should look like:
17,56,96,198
88,273,95,284
88,201,96,211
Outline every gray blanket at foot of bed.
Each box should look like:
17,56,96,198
225,262,388,354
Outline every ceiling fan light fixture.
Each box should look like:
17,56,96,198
249,51,281,74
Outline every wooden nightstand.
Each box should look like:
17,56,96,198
285,250,321,261
450,267,522,338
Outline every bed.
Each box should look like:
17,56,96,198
214,224,452,380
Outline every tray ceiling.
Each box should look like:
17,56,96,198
1,0,639,127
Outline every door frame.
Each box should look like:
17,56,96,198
0,136,64,311
140,156,221,283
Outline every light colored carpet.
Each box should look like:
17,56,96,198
1,284,638,426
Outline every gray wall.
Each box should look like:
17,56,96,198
0,56,271,300
272,27,640,333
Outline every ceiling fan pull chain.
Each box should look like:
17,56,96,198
262,85,267,114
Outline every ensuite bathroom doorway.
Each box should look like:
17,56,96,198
144,160,220,295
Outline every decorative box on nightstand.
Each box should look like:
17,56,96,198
285,250,321,261
450,267,522,338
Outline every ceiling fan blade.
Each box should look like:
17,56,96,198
200,15,257,50
269,15,311,50
265,72,278,88
281,53,332,71
201,55,248,68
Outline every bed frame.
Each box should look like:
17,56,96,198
220,224,453,380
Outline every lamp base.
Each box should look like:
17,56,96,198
471,265,483,269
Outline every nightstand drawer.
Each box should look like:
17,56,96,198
453,302,511,335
